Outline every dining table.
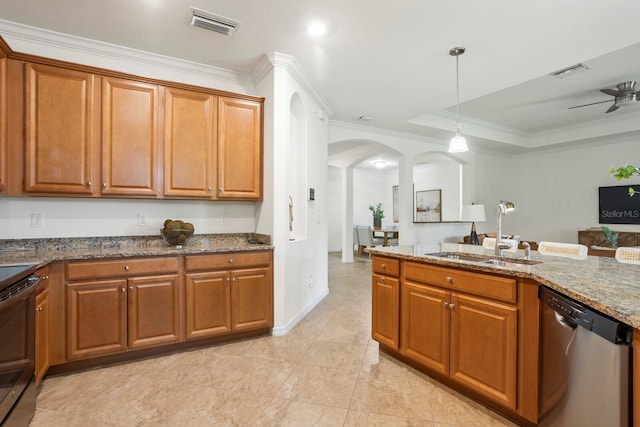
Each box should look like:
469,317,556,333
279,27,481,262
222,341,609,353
373,228,399,246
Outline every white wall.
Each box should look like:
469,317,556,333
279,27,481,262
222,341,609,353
478,136,640,244
255,55,330,335
0,197,255,239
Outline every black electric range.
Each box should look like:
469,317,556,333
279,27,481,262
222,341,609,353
0,264,38,293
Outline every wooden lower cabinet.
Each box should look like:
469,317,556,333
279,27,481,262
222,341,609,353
184,251,273,340
387,260,530,421
185,270,231,338
35,287,49,385
67,279,128,359
372,273,400,349
400,282,449,374
449,293,517,410
65,257,181,360
127,274,181,349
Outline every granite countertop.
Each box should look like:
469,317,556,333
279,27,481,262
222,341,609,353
0,233,273,268
368,243,640,329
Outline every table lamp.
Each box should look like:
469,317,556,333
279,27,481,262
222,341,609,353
461,204,486,245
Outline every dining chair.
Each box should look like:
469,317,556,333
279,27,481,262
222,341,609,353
356,225,384,257
538,241,588,260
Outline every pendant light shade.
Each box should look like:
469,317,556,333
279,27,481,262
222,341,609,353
449,46,468,153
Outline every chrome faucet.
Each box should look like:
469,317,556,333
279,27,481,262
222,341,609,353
495,201,515,257
522,241,531,260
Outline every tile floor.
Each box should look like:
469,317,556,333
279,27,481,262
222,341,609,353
30,253,517,426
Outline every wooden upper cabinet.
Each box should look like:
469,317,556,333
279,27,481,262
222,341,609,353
24,63,98,194
164,87,216,198
0,52,6,194
217,97,262,200
101,77,160,196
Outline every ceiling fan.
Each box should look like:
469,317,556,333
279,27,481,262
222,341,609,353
569,81,639,113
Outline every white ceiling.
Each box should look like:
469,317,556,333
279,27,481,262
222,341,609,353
2,0,640,163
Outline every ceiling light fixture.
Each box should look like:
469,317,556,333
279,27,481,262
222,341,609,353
374,161,387,169
449,46,468,153
307,21,327,37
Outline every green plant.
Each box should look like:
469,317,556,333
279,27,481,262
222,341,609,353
369,203,385,220
609,164,639,197
601,226,619,247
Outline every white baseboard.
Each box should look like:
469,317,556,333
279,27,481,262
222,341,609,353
272,287,330,336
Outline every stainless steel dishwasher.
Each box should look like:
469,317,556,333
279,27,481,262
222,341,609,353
538,286,632,427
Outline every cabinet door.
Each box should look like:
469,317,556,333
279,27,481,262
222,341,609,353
164,87,215,198
185,271,231,339
67,279,127,360
24,63,97,194
449,293,517,410
102,77,159,196
127,274,181,349
0,52,6,194
35,288,49,385
217,97,262,200
400,281,449,375
371,273,399,349
230,267,273,331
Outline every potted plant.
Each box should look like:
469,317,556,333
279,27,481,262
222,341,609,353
369,203,385,229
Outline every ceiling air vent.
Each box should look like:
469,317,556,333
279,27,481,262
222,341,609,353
550,63,589,79
189,8,241,36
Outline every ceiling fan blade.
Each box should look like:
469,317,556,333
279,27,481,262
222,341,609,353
605,104,619,113
568,100,613,109
601,89,621,96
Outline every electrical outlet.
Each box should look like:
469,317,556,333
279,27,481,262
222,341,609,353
137,214,146,227
31,213,44,228
308,274,314,288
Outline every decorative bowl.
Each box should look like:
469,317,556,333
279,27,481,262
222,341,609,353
160,228,194,247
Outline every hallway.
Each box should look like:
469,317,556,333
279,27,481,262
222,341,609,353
30,253,515,426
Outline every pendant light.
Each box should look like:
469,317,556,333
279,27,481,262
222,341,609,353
449,46,468,153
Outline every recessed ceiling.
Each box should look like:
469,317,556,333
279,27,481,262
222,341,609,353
1,0,639,156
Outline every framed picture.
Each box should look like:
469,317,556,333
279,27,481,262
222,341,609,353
392,185,399,223
414,189,441,223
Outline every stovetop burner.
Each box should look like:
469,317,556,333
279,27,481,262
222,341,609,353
0,264,38,290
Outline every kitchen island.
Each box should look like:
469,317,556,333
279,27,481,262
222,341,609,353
367,243,640,426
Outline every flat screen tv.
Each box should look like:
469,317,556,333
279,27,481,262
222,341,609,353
599,185,640,224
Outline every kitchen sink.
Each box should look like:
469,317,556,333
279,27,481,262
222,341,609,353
426,252,542,266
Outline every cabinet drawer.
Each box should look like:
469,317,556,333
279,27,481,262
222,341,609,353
66,257,179,280
185,251,272,271
372,257,400,277
403,262,516,303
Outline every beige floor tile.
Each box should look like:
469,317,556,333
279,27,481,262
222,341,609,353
275,363,359,408
299,340,368,370
349,367,436,421
345,410,434,426
29,409,120,427
211,333,314,363
255,398,348,426
429,381,518,427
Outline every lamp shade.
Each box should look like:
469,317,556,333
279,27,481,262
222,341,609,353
448,133,468,153
461,204,486,222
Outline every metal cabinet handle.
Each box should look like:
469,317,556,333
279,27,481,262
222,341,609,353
87,181,92,188
232,277,236,282
226,277,230,283
379,277,385,283
121,287,126,293
449,303,455,309
219,187,223,192
129,286,134,292
380,263,386,269
229,259,234,264
442,301,448,307
36,306,44,312
207,187,212,192
102,182,107,188
124,265,129,271
446,276,453,283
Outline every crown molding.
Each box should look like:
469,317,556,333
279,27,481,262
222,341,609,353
253,52,333,116
0,19,254,89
